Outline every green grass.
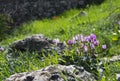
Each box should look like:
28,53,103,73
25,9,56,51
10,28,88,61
1,0,120,80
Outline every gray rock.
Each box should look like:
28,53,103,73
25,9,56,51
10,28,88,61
9,34,52,53
0,0,87,25
6,65,95,81
8,34,66,56
0,0,105,26
116,74,120,81
103,55,120,63
70,11,88,21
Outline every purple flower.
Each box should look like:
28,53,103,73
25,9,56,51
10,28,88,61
72,37,77,43
90,44,95,49
84,36,91,42
72,39,77,44
102,44,106,50
83,45,88,52
90,33,96,40
73,34,84,41
118,21,120,25
73,36,78,41
0,47,4,51
78,34,84,41
81,44,84,48
68,40,73,45
93,40,99,46
53,38,59,45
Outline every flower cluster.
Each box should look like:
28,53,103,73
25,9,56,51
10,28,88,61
53,33,106,55
67,34,106,53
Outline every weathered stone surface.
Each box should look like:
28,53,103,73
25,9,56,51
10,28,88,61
103,55,120,63
0,0,86,25
6,65,95,81
8,34,65,55
116,74,120,81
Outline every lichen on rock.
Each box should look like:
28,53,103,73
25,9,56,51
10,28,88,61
6,65,95,81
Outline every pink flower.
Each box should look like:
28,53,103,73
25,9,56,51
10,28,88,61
83,45,88,52
0,47,4,51
73,34,84,41
84,36,91,42
90,44,95,49
68,40,73,45
102,44,106,50
90,33,96,40
93,40,99,46
118,21,120,25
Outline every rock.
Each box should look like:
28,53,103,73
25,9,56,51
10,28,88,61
110,55,120,62
86,0,105,5
70,11,88,20
8,34,66,56
0,0,105,26
0,0,86,25
6,65,95,81
116,74,120,81
103,55,120,63
9,34,52,53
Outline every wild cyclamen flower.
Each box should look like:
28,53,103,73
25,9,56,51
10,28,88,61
84,36,91,42
90,44,95,49
73,36,78,41
73,34,84,41
90,33,96,40
118,21,120,25
68,40,73,45
83,45,88,52
53,38,60,45
102,44,106,50
72,37,77,44
0,47,4,51
93,40,99,46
